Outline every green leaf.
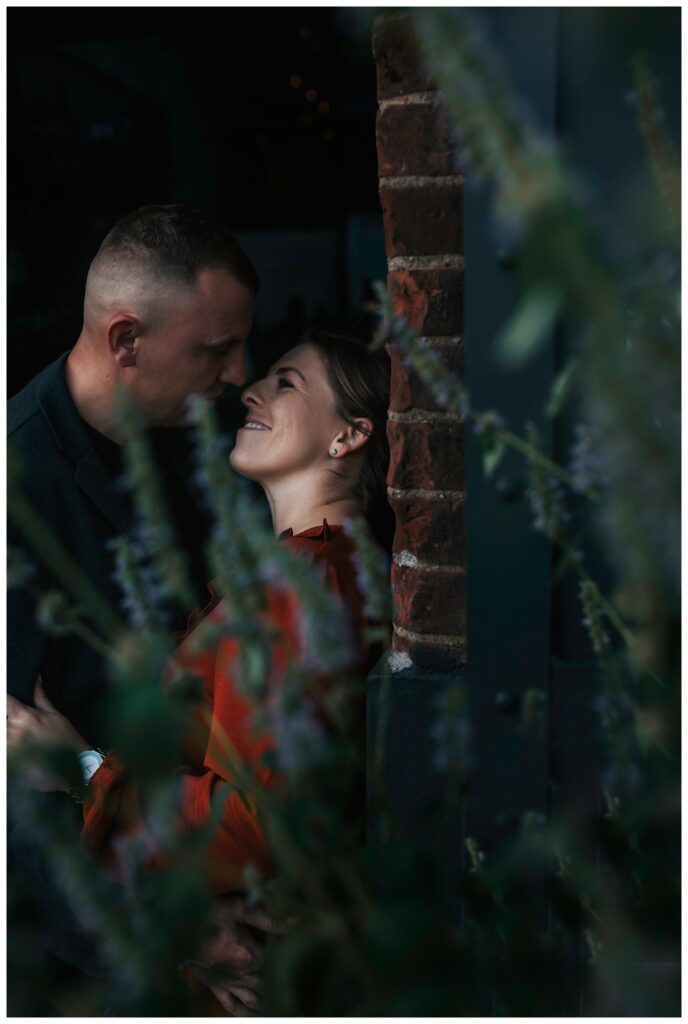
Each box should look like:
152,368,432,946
479,432,506,478
546,355,579,418
495,287,563,366
267,930,326,1016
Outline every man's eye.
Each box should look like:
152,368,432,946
212,339,242,356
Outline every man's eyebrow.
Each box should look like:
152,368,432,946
270,365,306,382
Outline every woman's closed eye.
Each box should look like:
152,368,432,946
276,377,294,389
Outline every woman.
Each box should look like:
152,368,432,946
7,330,391,998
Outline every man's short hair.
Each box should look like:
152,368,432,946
92,204,259,295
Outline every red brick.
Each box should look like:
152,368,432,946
391,630,413,656
389,495,465,566
388,269,463,336
387,419,465,492
391,630,465,668
372,15,435,100
388,341,464,414
392,562,466,636
380,184,462,259
376,103,460,179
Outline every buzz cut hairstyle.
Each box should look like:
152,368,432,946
92,204,260,295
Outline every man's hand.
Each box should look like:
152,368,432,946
7,676,87,791
184,894,290,1015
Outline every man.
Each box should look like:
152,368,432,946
9,204,257,720
8,204,273,1014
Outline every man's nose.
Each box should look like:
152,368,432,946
219,342,247,387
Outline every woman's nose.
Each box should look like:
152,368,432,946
241,382,261,408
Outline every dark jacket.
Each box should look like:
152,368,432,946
8,351,210,746
8,352,214,987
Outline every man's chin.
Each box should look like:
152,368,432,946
147,408,193,429
172,393,224,428
170,397,210,428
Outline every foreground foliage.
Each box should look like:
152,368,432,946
8,9,679,1015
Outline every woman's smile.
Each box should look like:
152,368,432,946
240,418,271,431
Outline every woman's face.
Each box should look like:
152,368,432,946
229,343,344,484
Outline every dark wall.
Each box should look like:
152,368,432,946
465,1,680,834
463,9,679,1010
8,7,386,396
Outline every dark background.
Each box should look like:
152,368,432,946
8,7,386,399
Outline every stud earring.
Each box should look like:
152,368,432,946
330,447,338,456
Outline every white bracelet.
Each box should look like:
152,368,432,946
77,749,104,783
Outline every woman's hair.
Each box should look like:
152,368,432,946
300,328,393,545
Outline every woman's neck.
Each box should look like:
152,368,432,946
262,475,360,537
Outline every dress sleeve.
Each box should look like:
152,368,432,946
83,757,274,893
81,601,290,892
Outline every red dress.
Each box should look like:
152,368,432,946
81,522,368,892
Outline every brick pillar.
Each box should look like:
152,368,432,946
373,13,466,668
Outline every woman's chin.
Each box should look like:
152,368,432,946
229,447,258,480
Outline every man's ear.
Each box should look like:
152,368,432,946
330,418,375,457
107,316,140,368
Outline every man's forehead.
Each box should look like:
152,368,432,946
195,265,254,301
188,271,254,331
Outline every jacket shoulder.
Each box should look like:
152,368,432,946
8,356,74,497
8,381,42,436
8,354,70,437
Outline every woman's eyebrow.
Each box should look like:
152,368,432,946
270,365,307,382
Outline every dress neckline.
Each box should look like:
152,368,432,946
278,518,340,542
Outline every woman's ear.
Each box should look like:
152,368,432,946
107,315,141,368
330,418,374,458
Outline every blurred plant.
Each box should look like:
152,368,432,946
628,57,680,235
7,7,679,1018
431,684,471,778
113,386,196,614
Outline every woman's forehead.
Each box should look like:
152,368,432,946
269,343,325,378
